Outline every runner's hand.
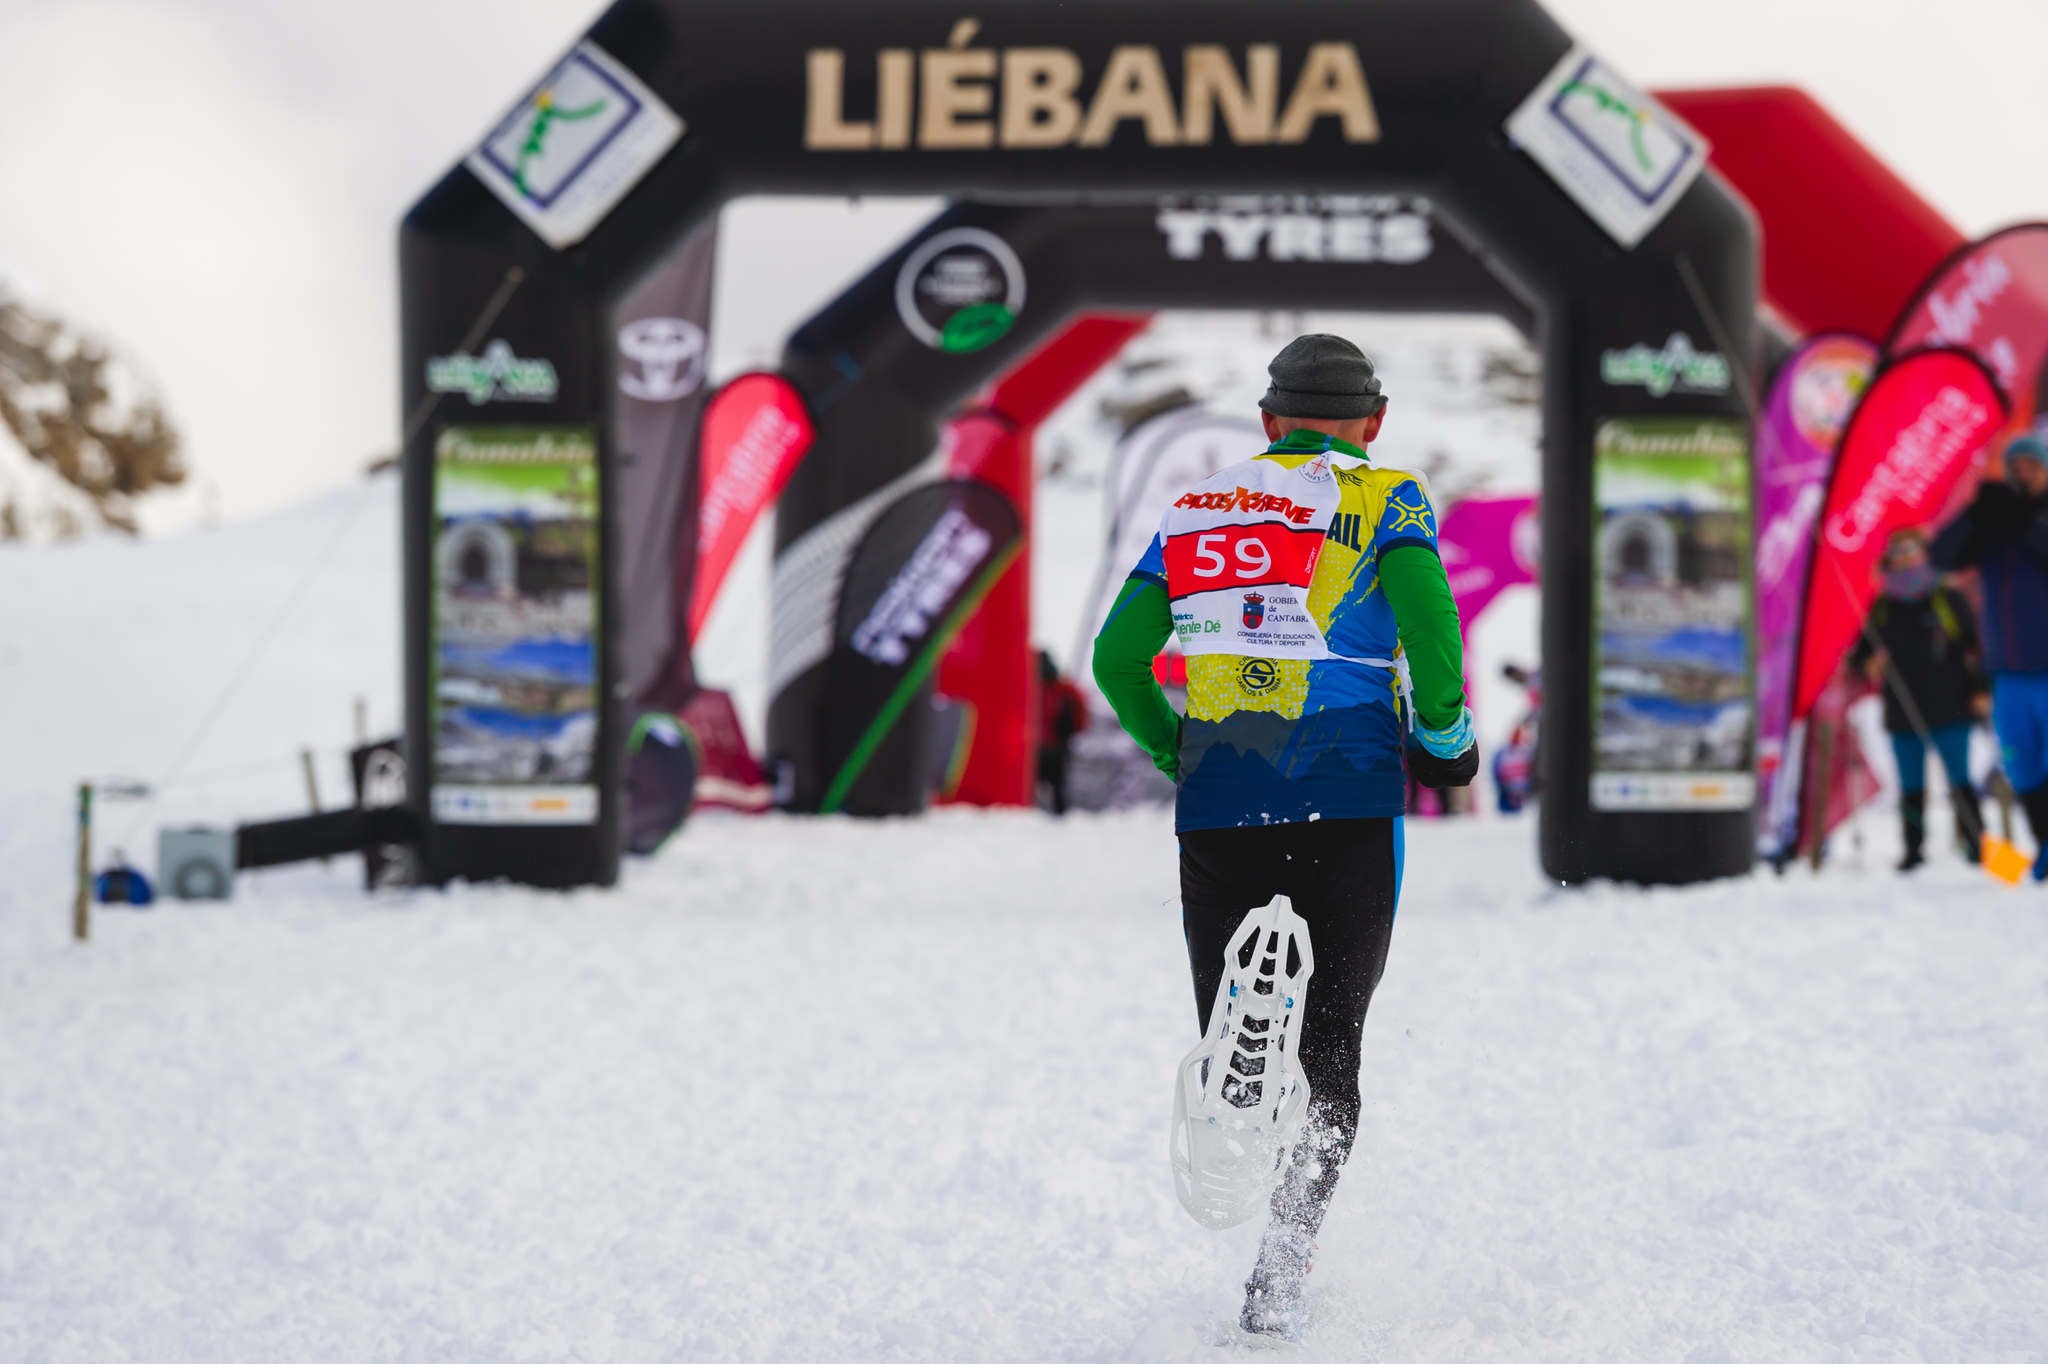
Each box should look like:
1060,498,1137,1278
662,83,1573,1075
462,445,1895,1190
1410,708,1478,789
1408,740,1479,789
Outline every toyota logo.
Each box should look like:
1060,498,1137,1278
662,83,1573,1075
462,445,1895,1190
617,316,707,402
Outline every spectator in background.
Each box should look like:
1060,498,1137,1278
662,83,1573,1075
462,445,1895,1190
1037,649,1090,815
1492,663,1541,815
1850,529,1987,871
1932,436,2048,881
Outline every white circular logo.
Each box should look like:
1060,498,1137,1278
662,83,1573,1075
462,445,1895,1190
617,316,708,402
894,228,1027,353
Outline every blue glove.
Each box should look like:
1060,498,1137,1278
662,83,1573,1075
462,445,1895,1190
1416,707,1474,759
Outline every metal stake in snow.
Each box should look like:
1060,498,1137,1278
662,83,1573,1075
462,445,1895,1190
72,780,152,944
73,784,91,944
1171,897,1315,1230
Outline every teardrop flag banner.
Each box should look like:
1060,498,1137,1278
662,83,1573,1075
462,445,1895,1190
1790,347,2007,725
686,372,816,640
1888,223,2048,508
1754,334,1877,843
1890,224,2048,420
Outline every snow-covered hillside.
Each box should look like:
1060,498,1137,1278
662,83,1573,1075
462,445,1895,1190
5,314,2047,1362
0,473,399,894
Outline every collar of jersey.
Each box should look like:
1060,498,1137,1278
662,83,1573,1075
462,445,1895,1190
1263,428,1371,464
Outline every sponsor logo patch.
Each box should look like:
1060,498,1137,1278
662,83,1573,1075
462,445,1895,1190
1505,49,1706,249
1601,334,1732,398
617,316,707,402
467,42,684,250
426,340,559,406
895,227,1026,353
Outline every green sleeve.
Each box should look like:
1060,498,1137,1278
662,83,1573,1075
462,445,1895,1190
1090,577,1182,779
1379,544,1467,732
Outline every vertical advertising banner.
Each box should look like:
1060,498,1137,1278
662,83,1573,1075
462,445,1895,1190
1890,225,2048,444
1790,348,2007,723
431,426,602,826
1754,335,1877,847
687,372,816,640
821,479,1023,814
614,223,719,707
1590,418,1754,813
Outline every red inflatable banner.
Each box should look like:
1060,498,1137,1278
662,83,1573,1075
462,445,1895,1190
687,373,815,639
1791,348,2007,722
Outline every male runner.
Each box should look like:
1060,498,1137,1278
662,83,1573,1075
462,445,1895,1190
1092,334,1476,1341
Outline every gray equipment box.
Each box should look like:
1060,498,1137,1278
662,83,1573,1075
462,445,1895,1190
158,826,236,901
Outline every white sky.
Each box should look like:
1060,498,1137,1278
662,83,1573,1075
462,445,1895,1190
1,0,2045,529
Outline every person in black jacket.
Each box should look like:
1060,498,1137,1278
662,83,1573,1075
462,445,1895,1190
1932,437,2048,881
1851,529,1988,871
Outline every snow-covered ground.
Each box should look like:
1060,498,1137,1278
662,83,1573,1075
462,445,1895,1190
6,315,2048,1361
5,813,2046,1362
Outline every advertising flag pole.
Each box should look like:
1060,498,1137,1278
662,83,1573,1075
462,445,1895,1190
73,783,91,944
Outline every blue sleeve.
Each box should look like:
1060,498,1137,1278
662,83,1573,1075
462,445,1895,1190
1130,530,1166,588
1372,477,1440,559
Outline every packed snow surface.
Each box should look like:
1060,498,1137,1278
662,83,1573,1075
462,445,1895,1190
5,812,2047,1362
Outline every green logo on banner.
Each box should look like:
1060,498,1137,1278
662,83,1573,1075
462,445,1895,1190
939,302,1017,354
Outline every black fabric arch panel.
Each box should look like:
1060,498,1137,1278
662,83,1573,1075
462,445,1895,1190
400,0,1758,887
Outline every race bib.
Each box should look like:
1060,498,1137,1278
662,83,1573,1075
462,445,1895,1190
1160,456,1341,658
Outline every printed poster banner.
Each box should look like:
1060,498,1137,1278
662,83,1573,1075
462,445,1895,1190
431,426,602,827
688,372,817,639
1505,48,1709,250
466,41,684,250
1754,334,1878,851
1790,348,2007,724
1437,495,1539,638
1590,418,1754,813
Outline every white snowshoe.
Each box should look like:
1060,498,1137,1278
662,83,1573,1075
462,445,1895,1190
1170,896,1315,1230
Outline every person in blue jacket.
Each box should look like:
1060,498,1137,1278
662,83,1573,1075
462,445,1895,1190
1932,436,2048,880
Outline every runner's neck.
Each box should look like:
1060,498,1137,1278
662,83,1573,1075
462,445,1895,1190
1264,428,1370,463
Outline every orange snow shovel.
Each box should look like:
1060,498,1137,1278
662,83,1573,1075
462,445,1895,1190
1981,832,2032,886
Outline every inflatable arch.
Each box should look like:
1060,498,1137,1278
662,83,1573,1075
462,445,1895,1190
773,87,1968,852
765,197,1539,817
400,0,1761,888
